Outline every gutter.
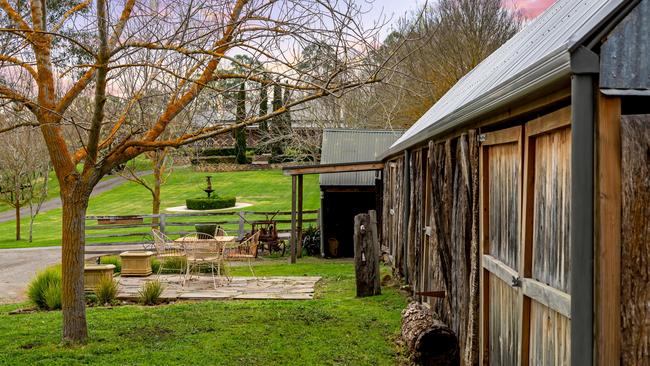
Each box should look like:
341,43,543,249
570,45,599,366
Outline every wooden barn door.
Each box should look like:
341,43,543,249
480,107,572,365
480,126,524,366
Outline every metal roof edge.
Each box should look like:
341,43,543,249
380,48,572,159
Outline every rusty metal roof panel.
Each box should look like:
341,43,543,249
388,0,628,154
320,129,403,186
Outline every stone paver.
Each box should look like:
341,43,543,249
117,275,320,301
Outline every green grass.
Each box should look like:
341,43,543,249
0,258,407,365
0,168,320,249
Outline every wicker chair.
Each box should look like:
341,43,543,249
225,230,261,278
152,229,186,275
181,232,228,289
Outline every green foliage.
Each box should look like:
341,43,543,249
27,266,62,310
199,148,255,157
95,277,119,305
100,256,122,273
157,256,186,274
150,257,161,274
185,196,236,210
302,226,321,256
42,281,62,311
235,82,248,164
138,280,164,305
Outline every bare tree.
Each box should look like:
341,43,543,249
0,0,384,342
0,118,50,241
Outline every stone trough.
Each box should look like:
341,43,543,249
116,275,320,301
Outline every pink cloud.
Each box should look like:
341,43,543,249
504,0,557,19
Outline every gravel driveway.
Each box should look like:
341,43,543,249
0,244,144,304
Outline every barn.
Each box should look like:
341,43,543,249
318,129,402,257
379,0,650,365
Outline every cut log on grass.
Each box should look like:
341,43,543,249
354,210,381,297
401,302,459,366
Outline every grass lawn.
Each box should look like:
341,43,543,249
0,258,407,365
0,168,320,249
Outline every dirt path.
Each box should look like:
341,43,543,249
0,171,152,224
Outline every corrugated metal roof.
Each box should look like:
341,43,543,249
388,0,628,154
601,0,650,93
320,129,402,186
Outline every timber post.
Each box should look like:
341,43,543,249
290,175,297,264
238,211,245,240
297,174,303,258
158,213,166,235
354,210,381,297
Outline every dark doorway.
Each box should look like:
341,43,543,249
321,189,376,257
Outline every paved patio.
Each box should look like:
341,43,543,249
117,275,321,301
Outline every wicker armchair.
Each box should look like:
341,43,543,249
215,226,229,237
225,230,261,277
181,232,228,288
152,229,185,275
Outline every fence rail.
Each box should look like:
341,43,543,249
84,210,319,248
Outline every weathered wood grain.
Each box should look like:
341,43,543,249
489,276,520,366
521,278,570,318
531,127,571,293
529,300,570,366
487,141,521,270
621,114,650,366
354,211,381,297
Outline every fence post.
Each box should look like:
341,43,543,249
159,213,166,235
238,211,245,240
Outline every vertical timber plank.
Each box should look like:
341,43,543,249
297,175,304,258
596,95,621,366
480,139,490,366
290,175,297,264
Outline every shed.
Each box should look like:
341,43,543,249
379,0,650,365
319,129,402,257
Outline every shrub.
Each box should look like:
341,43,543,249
27,266,62,310
157,256,186,274
95,277,119,305
150,257,161,274
195,224,217,236
43,281,62,310
186,196,236,210
302,226,321,256
100,256,122,273
138,280,164,305
200,147,255,157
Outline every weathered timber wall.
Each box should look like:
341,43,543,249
621,114,650,365
382,157,404,275
489,276,520,366
532,127,571,293
529,300,571,365
382,132,479,365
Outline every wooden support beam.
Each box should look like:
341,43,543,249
283,161,384,175
521,278,571,319
290,175,297,264
482,254,520,287
297,174,303,258
595,94,621,366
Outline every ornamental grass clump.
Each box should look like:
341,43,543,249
100,256,122,273
138,280,164,305
95,277,119,305
27,266,62,310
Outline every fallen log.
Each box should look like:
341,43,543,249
401,302,459,366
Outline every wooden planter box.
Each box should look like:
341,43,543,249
84,264,115,291
120,251,154,277
97,216,144,225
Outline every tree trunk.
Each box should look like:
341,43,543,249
354,210,381,297
60,190,89,343
401,302,459,366
151,163,162,227
15,196,20,241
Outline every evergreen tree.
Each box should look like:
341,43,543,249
234,82,247,164
258,84,268,132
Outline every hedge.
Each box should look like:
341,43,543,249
200,148,255,157
186,196,236,210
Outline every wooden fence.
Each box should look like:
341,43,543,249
84,210,319,249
